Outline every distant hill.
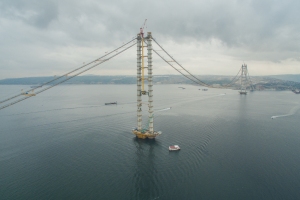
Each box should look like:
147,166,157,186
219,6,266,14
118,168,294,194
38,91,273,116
0,75,201,85
0,76,137,85
1,75,300,91
0,75,242,85
0,77,55,85
268,74,300,82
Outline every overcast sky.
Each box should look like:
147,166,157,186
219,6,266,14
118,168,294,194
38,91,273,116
0,0,299,79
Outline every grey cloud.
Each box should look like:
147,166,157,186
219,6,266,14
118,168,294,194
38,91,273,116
1,0,300,78
0,0,58,28
4,0,299,52
72,0,300,55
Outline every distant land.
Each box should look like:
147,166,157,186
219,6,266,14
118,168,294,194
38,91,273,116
269,74,300,82
0,75,300,91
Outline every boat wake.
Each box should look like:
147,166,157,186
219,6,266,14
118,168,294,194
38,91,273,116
271,105,300,119
155,107,172,112
271,114,291,119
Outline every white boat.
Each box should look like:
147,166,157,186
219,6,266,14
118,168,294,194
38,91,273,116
169,145,180,151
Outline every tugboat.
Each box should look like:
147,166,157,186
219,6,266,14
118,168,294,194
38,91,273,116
169,145,181,151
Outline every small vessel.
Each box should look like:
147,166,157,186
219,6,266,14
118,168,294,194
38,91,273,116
169,145,180,151
22,92,36,97
21,89,36,96
105,101,117,105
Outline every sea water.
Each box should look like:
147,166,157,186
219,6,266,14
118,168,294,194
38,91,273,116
1,85,300,199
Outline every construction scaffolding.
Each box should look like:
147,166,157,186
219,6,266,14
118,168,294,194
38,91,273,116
132,32,161,139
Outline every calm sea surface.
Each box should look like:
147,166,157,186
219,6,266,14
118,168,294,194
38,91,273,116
1,84,300,200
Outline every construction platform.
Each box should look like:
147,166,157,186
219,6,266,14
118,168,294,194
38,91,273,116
132,129,162,139
22,93,36,97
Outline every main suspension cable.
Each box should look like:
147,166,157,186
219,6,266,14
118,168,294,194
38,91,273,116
222,67,242,87
152,38,211,87
151,48,209,86
152,38,243,89
0,42,137,111
247,71,254,90
0,37,137,105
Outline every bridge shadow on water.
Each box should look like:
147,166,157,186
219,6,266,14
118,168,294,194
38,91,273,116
131,137,161,200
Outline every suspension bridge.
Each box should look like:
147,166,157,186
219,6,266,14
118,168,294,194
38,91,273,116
0,30,263,138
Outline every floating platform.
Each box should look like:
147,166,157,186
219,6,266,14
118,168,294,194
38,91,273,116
132,129,162,139
22,93,36,97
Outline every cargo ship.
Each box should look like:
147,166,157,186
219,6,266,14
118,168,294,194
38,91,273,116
105,101,117,105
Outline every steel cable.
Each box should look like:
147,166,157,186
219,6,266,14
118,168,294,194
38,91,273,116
152,38,211,87
152,38,243,89
222,67,242,87
0,42,137,111
0,37,137,104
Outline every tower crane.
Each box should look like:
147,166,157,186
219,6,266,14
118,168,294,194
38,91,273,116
140,19,147,38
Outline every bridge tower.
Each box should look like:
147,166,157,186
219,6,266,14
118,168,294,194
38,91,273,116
239,64,248,94
239,64,254,94
132,32,162,139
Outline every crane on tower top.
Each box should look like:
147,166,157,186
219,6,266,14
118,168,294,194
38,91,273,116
140,19,147,38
